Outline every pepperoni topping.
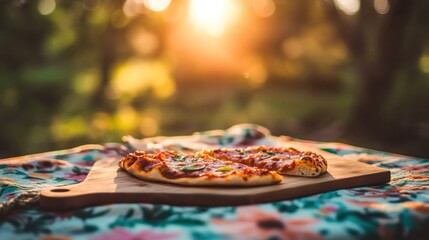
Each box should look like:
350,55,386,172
201,145,326,176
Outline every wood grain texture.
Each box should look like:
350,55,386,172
39,142,390,211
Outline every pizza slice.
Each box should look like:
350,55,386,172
199,146,327,177
119,150,283,186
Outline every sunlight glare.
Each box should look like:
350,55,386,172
334,0,360,15
123,0,143,17
374,0,390,15
252,0,276,18
111,59,175,100
38,0,56,15
127,28,159,56
188,0,240,36
143,0,171,12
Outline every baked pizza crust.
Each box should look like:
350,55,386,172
128,166,283,186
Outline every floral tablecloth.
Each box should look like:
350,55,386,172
0,124,428,240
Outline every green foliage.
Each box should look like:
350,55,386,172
6,214,56,234
74,208,111,222
272,201,300,213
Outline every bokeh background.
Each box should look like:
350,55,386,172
1,0,428,158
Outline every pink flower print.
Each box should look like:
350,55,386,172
75,161,95,167
402,165,429,173
319,205,338,215
63,172,87,182
53,211,75,220
211,206,321,240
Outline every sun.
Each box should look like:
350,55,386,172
188,0,240,36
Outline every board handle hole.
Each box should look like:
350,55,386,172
51,188,70,193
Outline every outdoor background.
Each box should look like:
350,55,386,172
1,0,428,158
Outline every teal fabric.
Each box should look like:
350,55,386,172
0,125,428,240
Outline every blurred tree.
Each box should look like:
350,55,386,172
323,0,429,139
0,0,427,158
0,0,60,156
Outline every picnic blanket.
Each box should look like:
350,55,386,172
1,124,428,239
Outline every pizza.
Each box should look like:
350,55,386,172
119,150,283,186
119,145,327,186
199,146,327,177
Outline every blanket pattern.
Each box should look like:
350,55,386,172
1,124,428,240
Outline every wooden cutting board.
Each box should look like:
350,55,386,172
39,143,390,211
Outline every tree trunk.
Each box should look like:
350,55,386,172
350,64,396,133
92,23,116,111
323,0,429,136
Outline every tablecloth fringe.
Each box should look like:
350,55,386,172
0,190,40,217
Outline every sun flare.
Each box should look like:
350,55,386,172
188,0,240,36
